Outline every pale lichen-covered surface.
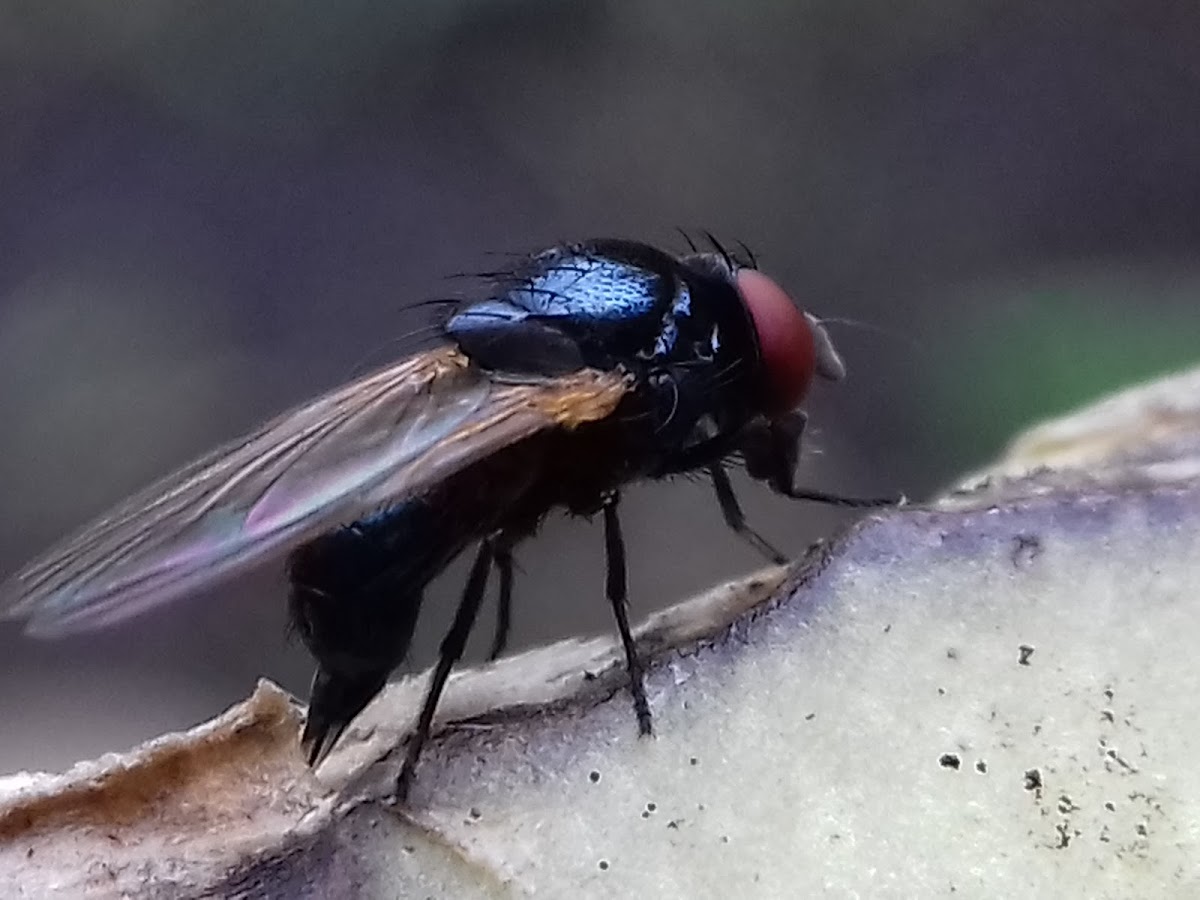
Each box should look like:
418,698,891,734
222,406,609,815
3,364,1200,899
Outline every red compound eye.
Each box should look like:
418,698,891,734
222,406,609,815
735,268,815,413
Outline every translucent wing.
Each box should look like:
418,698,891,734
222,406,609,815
0,347,629,637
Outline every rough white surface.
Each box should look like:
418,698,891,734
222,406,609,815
322,491,1197,899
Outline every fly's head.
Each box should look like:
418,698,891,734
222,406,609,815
668,246,848,495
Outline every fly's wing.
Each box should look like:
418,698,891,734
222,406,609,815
0,347,630,637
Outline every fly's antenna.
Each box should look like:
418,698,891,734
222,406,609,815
812,316,923,354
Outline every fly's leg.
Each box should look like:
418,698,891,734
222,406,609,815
487,543,515,662
396,539,494,803
779,485,902,507
603,493,653,736
741,412,902,508
708,464,788,565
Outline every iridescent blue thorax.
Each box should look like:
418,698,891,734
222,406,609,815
446,240,756,377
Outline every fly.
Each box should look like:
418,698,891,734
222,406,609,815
0,237,896,801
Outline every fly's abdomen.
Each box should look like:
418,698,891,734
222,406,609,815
289,499,468,763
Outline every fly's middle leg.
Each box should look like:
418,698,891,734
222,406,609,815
487,540,515,662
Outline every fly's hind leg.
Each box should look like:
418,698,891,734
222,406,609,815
603,493,653,736
395,539,495,803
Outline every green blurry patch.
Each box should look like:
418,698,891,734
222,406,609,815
927,285,1200,462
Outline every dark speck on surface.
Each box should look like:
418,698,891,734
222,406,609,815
1011,534,1043,568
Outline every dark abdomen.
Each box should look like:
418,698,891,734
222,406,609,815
287,410,646,762
286,425,570,678
288,497,466,677
287,493,482,763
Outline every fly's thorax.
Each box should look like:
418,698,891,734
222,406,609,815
444,238,794,473
445,240,764,389
628,255,769,453
445,240,680,376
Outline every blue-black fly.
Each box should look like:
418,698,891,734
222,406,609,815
0,237,894,800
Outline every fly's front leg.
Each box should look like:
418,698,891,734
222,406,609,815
602,493,653,736
779,485,901,507
709,464,787,564
741,411,901,508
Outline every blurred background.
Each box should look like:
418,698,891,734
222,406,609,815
2,0,1199,772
